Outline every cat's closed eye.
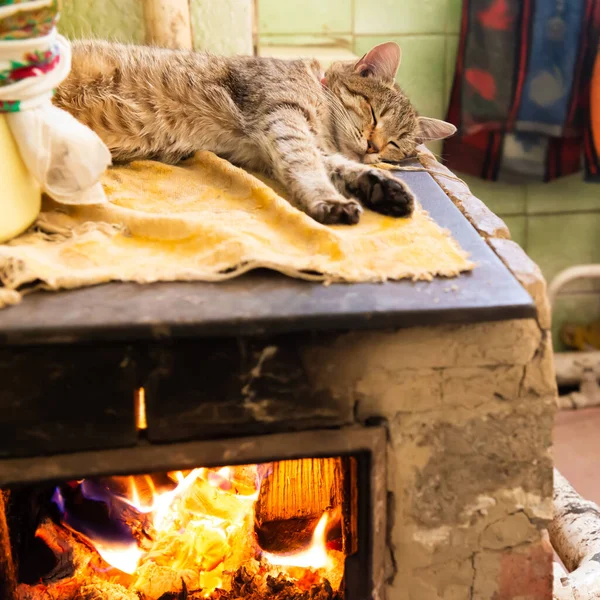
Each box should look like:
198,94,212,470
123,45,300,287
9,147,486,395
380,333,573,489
369,105,377,126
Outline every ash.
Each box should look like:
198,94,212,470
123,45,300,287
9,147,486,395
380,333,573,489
158,567,343,600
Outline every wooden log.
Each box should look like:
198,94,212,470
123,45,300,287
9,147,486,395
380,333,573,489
341,456,358,556
142,0,193,49
0,491,17,600
550,469,600,600
255,458,344,552
16,520,132,600
257,458,344,523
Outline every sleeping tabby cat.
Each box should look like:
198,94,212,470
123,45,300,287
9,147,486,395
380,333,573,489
54,40,456,225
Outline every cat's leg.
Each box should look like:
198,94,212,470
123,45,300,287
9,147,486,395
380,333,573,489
261,111,362,225
324,154,415,217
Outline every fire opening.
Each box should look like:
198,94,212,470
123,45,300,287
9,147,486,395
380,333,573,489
16,457,358,600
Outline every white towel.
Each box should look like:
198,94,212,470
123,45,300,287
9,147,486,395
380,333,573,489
0,24,111,205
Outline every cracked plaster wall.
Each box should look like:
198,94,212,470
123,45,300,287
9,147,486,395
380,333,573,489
303,317,556,599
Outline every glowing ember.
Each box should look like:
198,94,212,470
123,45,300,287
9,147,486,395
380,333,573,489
262,513,332,570
51,461,344,598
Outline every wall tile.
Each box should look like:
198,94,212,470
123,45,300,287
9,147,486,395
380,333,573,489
526,176,600,215
355,35,446,119
259,34,353,48
526,212,600,287
258,0,352,35
446,0,463,34
192,0,253,55
458,175,527,216
502,216,527,248
59,0,144,43
354,0,448,35
551,294,600,351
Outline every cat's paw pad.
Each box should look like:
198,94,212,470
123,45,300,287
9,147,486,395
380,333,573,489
312,196,362,225
358,171,415,217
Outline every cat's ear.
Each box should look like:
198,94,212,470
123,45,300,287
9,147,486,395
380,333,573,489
354,42,401,81
415,117,457,142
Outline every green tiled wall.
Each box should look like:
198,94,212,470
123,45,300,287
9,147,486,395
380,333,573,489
259,0,600,349
260,0,352,35
59,0,145,43
59,0,252,56
191,0,253,55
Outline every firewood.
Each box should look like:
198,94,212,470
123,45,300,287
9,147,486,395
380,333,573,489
255,459,343,552
550,469,600,599
16,520,106,600
256,459,344,523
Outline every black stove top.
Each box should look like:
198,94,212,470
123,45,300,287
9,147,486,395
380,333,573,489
0,168,534,346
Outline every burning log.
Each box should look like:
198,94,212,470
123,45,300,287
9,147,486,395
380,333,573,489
256,459,344,552
35,519,82,582
0,491,17,600
54,480,155,552
15,519,120,600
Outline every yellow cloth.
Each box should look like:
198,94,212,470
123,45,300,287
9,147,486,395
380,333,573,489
0,151,473,308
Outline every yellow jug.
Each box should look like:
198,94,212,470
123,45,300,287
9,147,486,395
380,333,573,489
0,115,41,243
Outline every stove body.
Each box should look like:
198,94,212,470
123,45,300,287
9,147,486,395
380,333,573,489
0,166,555,600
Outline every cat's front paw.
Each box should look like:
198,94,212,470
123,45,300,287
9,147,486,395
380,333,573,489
357,170,415,217
311,196,362,225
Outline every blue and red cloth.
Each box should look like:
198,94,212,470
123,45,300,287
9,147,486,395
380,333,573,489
444,0,600,182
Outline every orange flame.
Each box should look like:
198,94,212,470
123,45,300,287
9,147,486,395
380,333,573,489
55,462,342,597
262,513,332,570
91,466,260,591
94,541,145,576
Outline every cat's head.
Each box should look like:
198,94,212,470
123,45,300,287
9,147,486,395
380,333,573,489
323,42,456,163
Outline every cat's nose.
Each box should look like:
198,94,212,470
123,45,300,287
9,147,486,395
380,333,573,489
366,139,380,154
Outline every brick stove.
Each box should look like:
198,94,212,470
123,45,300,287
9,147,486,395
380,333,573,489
0,154,556,600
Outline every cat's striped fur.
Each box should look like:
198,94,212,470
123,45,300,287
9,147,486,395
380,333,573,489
54,41,456,225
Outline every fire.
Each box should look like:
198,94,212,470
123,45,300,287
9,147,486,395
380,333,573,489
93,541,144,576
262,512,332,570
51,461,344,598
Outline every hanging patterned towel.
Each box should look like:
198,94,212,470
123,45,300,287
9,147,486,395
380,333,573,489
444,0,600,182
585,44,600,180
0,0,111,204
